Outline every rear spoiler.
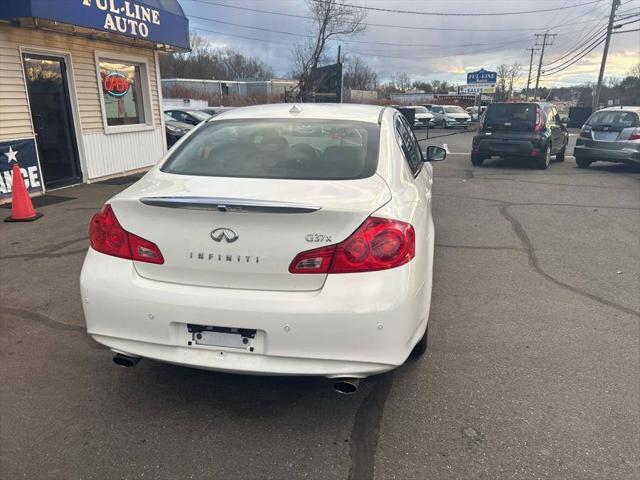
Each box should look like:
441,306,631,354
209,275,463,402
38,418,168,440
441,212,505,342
139,196,321,214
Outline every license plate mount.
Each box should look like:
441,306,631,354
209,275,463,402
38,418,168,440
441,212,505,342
187,324,257,350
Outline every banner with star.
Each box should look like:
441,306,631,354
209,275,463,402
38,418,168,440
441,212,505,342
0,138,44,199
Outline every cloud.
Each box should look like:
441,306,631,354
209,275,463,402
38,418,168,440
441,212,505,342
182,0,640,86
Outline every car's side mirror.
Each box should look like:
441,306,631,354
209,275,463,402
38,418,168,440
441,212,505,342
424,146,447,162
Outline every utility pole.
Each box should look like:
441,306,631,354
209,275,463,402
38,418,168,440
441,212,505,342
533,33,556,100
592,0,621,111
525,47,540,101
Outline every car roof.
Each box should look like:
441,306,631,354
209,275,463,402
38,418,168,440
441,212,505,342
596,106,640,112
211,103,385,123
165,107,202,113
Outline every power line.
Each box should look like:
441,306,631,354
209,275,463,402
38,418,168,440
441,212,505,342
183,0,611,32
188,25,528,61
307,0,603,16
543,23,607,67
542,32,607,74
187,14,539,49
542,15,639,75
541,37,606,76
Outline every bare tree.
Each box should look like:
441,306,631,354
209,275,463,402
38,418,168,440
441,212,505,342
412,81,433,93
507,62,522,100
343,56,377,90
159,34,273,80
292,0,367,100
495,64,510,101
393,72,412,91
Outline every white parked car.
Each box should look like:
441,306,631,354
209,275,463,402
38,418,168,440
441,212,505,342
406,105,434,128
430,105,471,129
80,104,446,392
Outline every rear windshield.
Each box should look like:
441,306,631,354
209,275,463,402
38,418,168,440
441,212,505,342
587,111,639,129
485,103,536,130
162,119,380,180
444,106,466,114
413,107,429,113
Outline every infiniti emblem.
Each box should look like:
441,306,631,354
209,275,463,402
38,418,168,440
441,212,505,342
210,228,238,243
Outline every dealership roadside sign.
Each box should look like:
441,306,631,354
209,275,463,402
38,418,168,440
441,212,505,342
467,68,497,85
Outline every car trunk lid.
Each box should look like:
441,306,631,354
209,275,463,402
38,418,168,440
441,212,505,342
109,173,391,291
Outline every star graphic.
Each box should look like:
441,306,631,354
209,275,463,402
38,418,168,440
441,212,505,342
4,146,18,163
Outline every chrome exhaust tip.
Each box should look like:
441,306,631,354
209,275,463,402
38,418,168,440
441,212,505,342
333,378,360,394
113,353,141,368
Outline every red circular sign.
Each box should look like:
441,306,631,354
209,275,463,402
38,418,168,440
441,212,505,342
104,72,130,97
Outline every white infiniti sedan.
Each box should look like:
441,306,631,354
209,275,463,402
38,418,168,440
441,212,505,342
80,104,446,387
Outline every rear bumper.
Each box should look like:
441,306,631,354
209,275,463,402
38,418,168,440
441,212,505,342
80,243,433,378
414,118,433,128
475,139,541,158
573,144,640,164
444,119,470,128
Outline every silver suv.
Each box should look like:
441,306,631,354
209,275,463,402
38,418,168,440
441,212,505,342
429,105,471,129
574,106,640,168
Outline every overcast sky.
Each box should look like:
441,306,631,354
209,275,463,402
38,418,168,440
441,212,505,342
180,0,640,88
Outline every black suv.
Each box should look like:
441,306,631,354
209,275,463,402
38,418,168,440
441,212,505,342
471,102,568,169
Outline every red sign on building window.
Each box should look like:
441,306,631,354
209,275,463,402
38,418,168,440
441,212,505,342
103,72,130,97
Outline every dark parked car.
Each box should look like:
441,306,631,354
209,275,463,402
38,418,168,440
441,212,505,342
165,108,211,126
471,102,568,169
164,113,193,147
573,106,640,168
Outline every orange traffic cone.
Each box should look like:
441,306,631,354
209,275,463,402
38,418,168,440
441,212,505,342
4,163,42,222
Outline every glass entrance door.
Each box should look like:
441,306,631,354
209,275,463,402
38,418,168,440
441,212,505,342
23,54,82,189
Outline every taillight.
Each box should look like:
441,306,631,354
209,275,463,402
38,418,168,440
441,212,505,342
289,217,415,274
534,107,544,132
89,204,164,264
580,125,592,138
629,128,640,140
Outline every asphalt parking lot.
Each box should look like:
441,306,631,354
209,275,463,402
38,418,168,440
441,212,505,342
1,127,639,479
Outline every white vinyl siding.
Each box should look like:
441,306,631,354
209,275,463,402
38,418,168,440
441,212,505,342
0,28,32,141
0,24,161,136
82,129,164,180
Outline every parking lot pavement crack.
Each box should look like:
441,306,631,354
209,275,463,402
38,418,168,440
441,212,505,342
1,307,85,332
36,236,87,254
498,205,640,318
434,193,640,211
0,249,87,261
435,243,525,252
348,372,394,480
472,177,638,190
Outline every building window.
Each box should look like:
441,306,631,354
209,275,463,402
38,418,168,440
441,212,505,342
99,60,146,126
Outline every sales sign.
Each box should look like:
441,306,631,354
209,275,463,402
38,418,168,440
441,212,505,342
0,139,44,199
462,85,496,94
467,68,497,85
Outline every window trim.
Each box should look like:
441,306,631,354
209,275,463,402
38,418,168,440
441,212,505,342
94,51,155,135
394,113,423,177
